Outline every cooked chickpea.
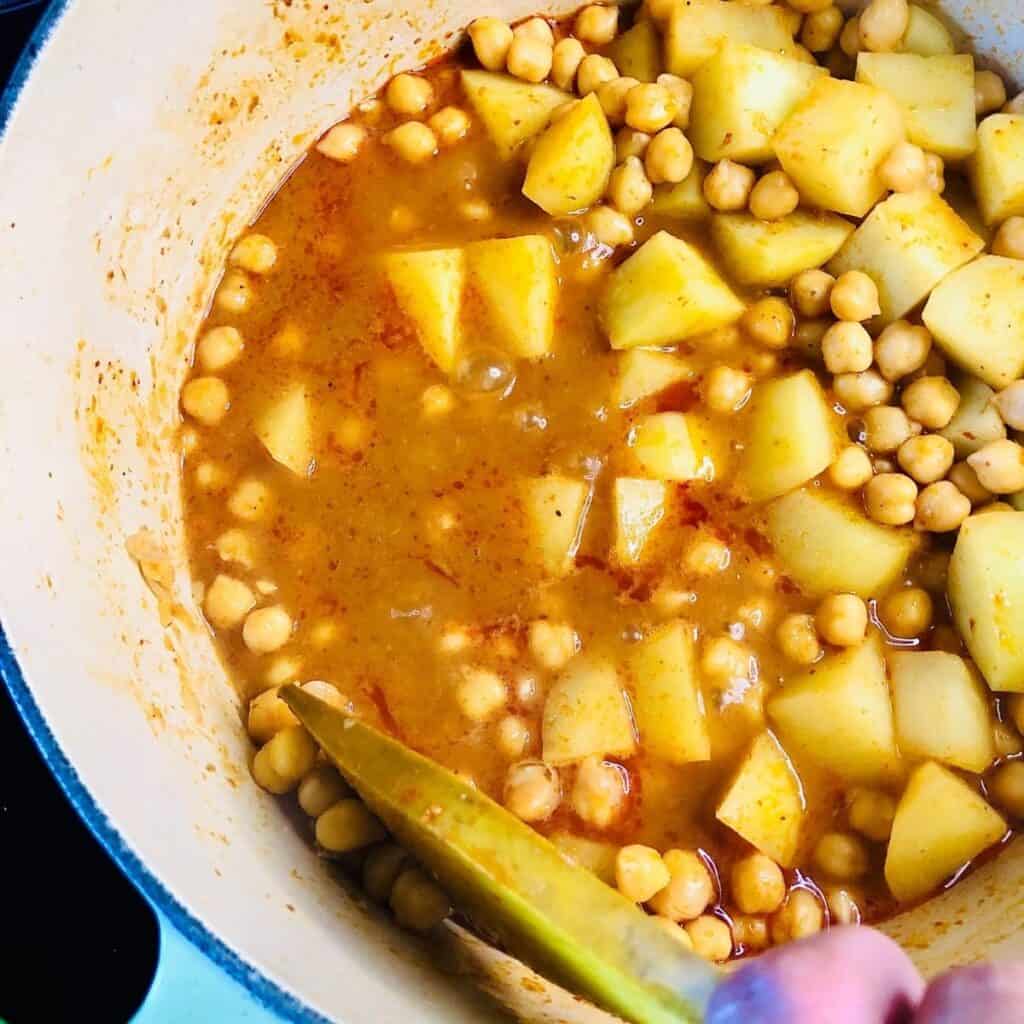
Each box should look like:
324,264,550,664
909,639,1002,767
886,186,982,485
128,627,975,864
771,889,824,943
250,745,291,795
801,5,844,52
790,269,835,319
863,405,915,454
528,620,579,670
873,320,932,381
572,756,626,828
504,760,561,821
598,77,640,126
456,666,507,721
496,715,531,759
976,70,1008,116
645,128,694,185
575,4,619,44
385,121,438,163
228,478,271,521
362,844,409,903
993,380,1024,432
788,0,833,11
992,217,1024,260
828,445,873,491
839,15,862,57
683,534,731,577
731,914,770,952
586,205,635,248
428,106,471,147
616,845,671,903
816,593,868,647
625,83,676,133
822,321,873,374
615,128,651,162
197,326,243,372
864,472,918,525
513,17,553,42
835,369,893,412
421,384,455,418
316,122,366,163
993,720,1024,758
793,318,828,359
391,868,452,932
830,271,881,322
607,156,653,216
507,35,553,83
948,460,994,505
181,376,230,426
204,573,255,630
901,376,960,429
742,297,794,350
749,170,800,221
247,687,299,744
704,159,756,212
386,74,434,118
924,152,945,193
859,0,909,52
657,74,694,129
551,37,586,91
878,141,928,193
989,761,1024,818
458,197,493,222
316,798,386,853
879,586,933,637
215,271,254,314
847,788,896,842
468,17,513,71
732,853,786,915
388,205,420,234
242,605,293,654
701,636,752,681
576,54,618,96
898,434,955,485
265,724,317,787
826,886,862,925
814,832,870,880
686,915,733,962
777,613,822,665
648,850,715,922
231,234,278,276
703,365,752,414
968,438,1024,493
298,764,351,818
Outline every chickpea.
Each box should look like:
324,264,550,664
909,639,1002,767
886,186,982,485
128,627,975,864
596,76,638,126
576,54,619,97
822,321,874,374
645,128,694,185
794,319,829,359
215,271,253,314
771,890,824,944
863,405,916,454
625,83,676,133
967,439,1024,493
994,380,1024,432
878,142,928,193
468,17,513,71
181,376,230,426
731,914,771,953
391,869,452,932
231,234,278,277
657,74,694,129
833,369,893,411
528,620,579,671
316,798,386,853
456,666,508,722
513,17,553,43
703,365,752,414
264,725,317,788
316,122,366,163
839,15,862,57
388,204,420,234
504,761,561,822
428,106,471,147
873,321,932,381
507,35,553,83
204,574,255,630
879,586,933,638
386,74,433,118
826,886,862,926
384,121,438,164
572,756,626,828
948,461,994,505
575,4,619,44
686,915,733,962
749,170,800,221
814,832,870,880
683,534,731,576
586,205,635,248
865,473,918,525
801,6,844,52
924,152,945,193
228,478,271,521
898,434,955,485
859,0,909,52
551,37,586,91
989,761,1024,818
901,376,960,429
790,269,835,319
993,719,1024,758
848,788,896,842
829,444,873,491
777,613,822,665
197,325,243,372
242,605,293,654
615,128,651,162
830,271,880,322
648,850,715,922
704,159,756,212
817,593,868,647
421,384,455,418
732,853,786,915
607,156,653,216
992,217,1024,261
298,764,351,819
788,0,833,11
362,844,409,904
616,845,671,903
247,687,299,744
742,297,794,350
975,70,1008,117
701,636,752,681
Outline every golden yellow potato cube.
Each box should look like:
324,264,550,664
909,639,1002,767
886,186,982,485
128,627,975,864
631,412,701,482
256,383,313,476
612,477,668,566
949,511,1024,692
523,93,614,217
460,70,570,159
521,475,590,578
385,248,465,373
712,211,854,289
829,190,983,326
466,235,556,359
600,231,744,349
608,19,661,82
899,4,954,56
923,255,1024,389
969,114,1024,224
885,761,1005,902
940,374,1006,458
690,43,824,164
649,161,711,221
773,78,905,218
716,731,805,867
612,349,694,409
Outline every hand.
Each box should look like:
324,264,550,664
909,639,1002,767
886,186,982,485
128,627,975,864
706,925,1024,1023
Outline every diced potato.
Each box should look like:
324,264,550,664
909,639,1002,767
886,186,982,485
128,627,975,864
385,248,465,373
549,832,618,884
665,0,796,78
773,78,905,218
856,54,975,161
542,656,637,765
768,637,900,783
889,651,995,773
631,412,700,482
522,475,590,577
943,177,991,244
949,511,1024,691
716,731,805,867
608,19,661,82
899,4,954,56
629,621,710,765
922,256,1024,389
690,43,824,164
612,478,668,565
940,374,1006,458
829,190,983,326
612,349,693,409
649,161,711,222
767,488,916,598
466,236,556,359
460,71,570,159
523,93,614,217
256,383,313,476
969,115,1024,225
712,211,854,289
743,371,838,502
600,231,744,350
885,761,1006,902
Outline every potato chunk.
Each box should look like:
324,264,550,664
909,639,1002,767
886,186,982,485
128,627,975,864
522,475,590,577
922,256,1024,389
385,248,465,373
256,383,313,476
767,489,916,598
716,731,805,867
856,54,975,161
466,235,556,359
612,349,693,409
743,371,838,502
949,511,1024,691
829,190,983,326
600,231,744,350
712,211,853,289
889,651,994,773
649,162,711,222
940,374,1006,458
542,656,637,765
969,114,1024,225
665,0,796,78
631,412,701,482
690,43,824,164
885,761,1005,902
612,478,668,565
608,19,661,82
768,637,900,783
773,78,905,218
899,4,954,56
629,621,710,764
460,71,570,159
523,93,614,216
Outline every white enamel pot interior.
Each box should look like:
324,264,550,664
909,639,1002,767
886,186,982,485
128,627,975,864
0,1,1023,1021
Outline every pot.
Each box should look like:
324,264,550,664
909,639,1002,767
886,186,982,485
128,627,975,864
0,1,1022,1021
